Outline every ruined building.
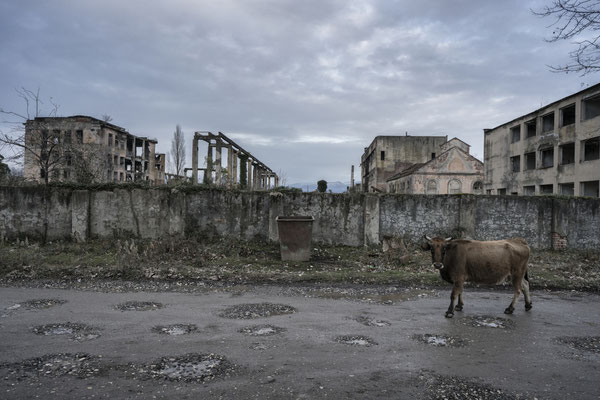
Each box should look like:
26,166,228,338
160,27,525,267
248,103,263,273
360,135,448,192
484,84,600,197
24,116,165,184
386,138,484,194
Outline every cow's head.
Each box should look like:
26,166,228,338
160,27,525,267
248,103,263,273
422,235,452,270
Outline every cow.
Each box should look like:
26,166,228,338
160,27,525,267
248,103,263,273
422,235,532,318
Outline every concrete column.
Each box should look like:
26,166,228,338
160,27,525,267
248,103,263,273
351,165,355,188
215,139,222,186
232,151,238,185
247,159,253,189
206,143,213,184
192,134,199,184
275,175,279,187
227,145,233,187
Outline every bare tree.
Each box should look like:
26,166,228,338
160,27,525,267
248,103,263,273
534,0,600,74
101,114,113,123
170,124,186,176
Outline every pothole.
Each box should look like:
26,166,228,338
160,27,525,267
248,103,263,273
335,335,378,346
462,315,515,329
14,299,67,310
1,353,102,378
556,336,600,353
115,301,164,311
218,303,296,319
353,315,391,327
419,372,522,400
412,333,467,347
32,322,100,341
145,353,235,382
152,324,198,336
239,324,286,336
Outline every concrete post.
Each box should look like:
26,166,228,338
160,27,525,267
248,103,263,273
232,150,238,185
247,159,253,190
215,139,222,186
351,165,355,188
275,175,279,187
192,134,199,184
206,143,213,184
227,145,233,187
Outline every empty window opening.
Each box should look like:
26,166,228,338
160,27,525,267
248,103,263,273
63,131,72,144
65,152,72,166
511,126,520,143
523,185,535,195
540,184,553,194
113,171,118,181
511,192,518,195
583,137,600,161
108,134,113,146
525,152,536,170
497,188,507,195
560,143,575,165
113,155,118,166
486,189,494,195
526,119,536,138
561,104,576,127
510,155,520,172
559,183,574,196
431,152,436,159
583,94,600,120
540,147,554,168
76,130,83,144
581,180,599,197
472,181,483,194
63,170,70,179
541,112,554,133
380,151,385,161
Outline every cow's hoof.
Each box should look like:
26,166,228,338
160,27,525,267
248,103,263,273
445,312,454,318
455,305,463,311
525,302,533,311
504,307,514,314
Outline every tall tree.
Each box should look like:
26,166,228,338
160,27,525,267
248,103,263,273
534,0,600,74
170,124,186,176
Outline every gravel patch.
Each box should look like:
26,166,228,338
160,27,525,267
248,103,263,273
143,353,235,382
115,301,164,311
353,315,391,327
413,333,468,347
14,298,67,310
238,324,286,336
556,336,600,354
218,303,296,319
151,324,198,335
0,353,103,379
419,372,524,400
335,335,378,347
32,322,100,341
462,315,515,329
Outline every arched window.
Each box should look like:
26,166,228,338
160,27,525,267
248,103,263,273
448,179,462,194
472,181,483,194
426,179,438,194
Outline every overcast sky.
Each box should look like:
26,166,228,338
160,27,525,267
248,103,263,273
1,0,598,184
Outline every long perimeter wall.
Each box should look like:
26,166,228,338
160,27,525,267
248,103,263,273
1,186,598,250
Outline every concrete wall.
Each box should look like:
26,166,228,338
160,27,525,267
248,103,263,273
1,186,599,250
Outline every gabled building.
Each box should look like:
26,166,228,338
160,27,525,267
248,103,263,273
386,137,484,194
484,84,600,197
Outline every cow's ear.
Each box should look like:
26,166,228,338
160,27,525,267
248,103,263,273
421,242,431,251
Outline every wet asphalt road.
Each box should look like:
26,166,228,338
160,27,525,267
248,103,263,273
0,285,598,399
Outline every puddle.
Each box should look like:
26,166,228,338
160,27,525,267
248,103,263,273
218,303,296,319
462,315,515,329
152,324,198,336
115,301,164,311
412,333,467,347
335,335,377,347
2,353,102,378
353,315,391,327
239,324,286,336
556,336,600,354
32,322,100,341
146,353,234,382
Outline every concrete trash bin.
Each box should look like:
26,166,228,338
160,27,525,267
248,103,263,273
276,216,314,262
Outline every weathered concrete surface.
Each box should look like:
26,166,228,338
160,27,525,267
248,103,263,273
0,285,598,399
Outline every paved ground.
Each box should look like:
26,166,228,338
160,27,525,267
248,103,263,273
0,284,598,399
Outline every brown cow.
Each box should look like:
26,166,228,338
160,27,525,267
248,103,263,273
422,235,532,318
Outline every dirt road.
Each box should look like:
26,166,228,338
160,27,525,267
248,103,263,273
0,284,598,399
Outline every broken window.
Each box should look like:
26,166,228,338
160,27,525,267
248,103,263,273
120,157,125,166
559,183,574,195
497,188,506,195
486,189,493,195
583,94,600,120
523,185,535,195
448,179,462,194
113,155,118,166
431,152,436,159
582,136,600,161
581,180,599,197
510,155,520,172
559,143,575,165
540,147,554,168
525,119,536,138
108,134,113,146
561,104,576,127
524,152,536,170
510,126,520,143
76,130,83,144
541,112,554,133
380,151,385,161
540,184,553,194
472,181,483,194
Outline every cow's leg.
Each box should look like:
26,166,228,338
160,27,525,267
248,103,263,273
522,277,532,311
505,275,521,314
455,292,464,311
446,281,463,318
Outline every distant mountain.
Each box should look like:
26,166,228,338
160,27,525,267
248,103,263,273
289,181,350,193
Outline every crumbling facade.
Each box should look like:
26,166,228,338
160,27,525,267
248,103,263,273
360,135,448,192
484,84,600,197
191,131,278,189
386,138,484,194
24,116,165,184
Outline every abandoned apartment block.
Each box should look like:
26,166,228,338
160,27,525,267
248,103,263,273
24,116,165,184
484,84,600,197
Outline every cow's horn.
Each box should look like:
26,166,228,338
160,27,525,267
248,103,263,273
425,235,432,241
444,237,452,242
